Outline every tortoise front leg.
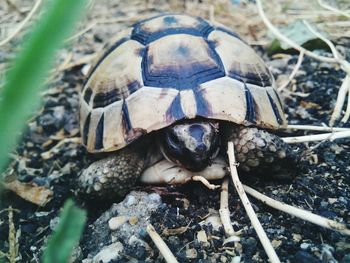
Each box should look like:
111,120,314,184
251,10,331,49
78,147,145,199
223,125,300,179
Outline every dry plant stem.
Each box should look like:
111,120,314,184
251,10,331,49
278,50,305,92
192,176,220,190
0,0,42,46
330,75,350,125
8,207,17,263
256,0,336,64
146,224,179,263
317,0,350,19
40,137,81,159
227,142,280,263
219,178,236,236
282,130,350,144
302,20,350,124
341,76,350,123
286,124,350,132
243,185,350,235
65,22,96,43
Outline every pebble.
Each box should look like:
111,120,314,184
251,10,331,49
108,216,128,230
92,242,124,263
124,195,137,206
300,243,311,250
128,216,138,225
186,248,198,259
197,230,208,244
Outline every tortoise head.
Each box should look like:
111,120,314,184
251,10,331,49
160,121,220,172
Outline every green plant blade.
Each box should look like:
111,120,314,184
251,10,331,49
267,20,329,54
0,0,87,173
42,200,86,263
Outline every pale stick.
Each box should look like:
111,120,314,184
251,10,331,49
256,0,336,64
227,142,281,263
0,0,42,46
317,0,350,19
286,125,350,132
243,184,350,235
302,20,350,124
192,175,221,190
282,130,350,144
278,50,305,92
146,224,179,263
219,178,236,236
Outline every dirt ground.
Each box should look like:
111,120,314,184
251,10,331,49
0,0,349,262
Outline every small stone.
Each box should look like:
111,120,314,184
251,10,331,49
148,193,161,202
293,233,302,242
231,256,241,263
300,243,311,250
108,216,128,230
220,255,227,262
197,230,208,244
202,214,222,231
128,216,138,225
186,248,198,259
328,198,337,204
272,239,282,248
92,242,124,263
124,195,137,206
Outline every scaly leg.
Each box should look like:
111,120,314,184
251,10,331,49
78,146,145,199
224,125,299,179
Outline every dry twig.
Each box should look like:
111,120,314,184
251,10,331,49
256,0,350,125
0,0,42,47
227,142,280,263
146,224,179,263
192,175,220,190
278,50,305,92
243,184,350,235
302,20,350,125
286,124,350,132
282,130,350,144
219,178,236,237
317,0,350,19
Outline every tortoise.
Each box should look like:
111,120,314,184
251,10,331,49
78,13,298,198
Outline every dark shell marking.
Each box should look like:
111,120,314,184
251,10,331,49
80,14,286,152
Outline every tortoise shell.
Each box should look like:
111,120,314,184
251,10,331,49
80,14,286,153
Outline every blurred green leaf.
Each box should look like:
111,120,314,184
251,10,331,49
268,20,329,54
0,0,87,173
42,200,86,263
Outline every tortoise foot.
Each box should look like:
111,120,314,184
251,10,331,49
226,126,299,179
78,147,145,199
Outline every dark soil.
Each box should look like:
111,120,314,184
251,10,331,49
1,1,349,262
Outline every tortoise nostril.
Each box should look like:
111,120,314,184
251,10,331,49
195,144,207,154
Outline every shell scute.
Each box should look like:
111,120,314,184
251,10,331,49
80,14,286,153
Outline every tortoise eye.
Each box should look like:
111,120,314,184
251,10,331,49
168,132,180,145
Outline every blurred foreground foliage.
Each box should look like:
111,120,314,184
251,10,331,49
42,200,86,263
0,0,87,262
0,0,86,173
